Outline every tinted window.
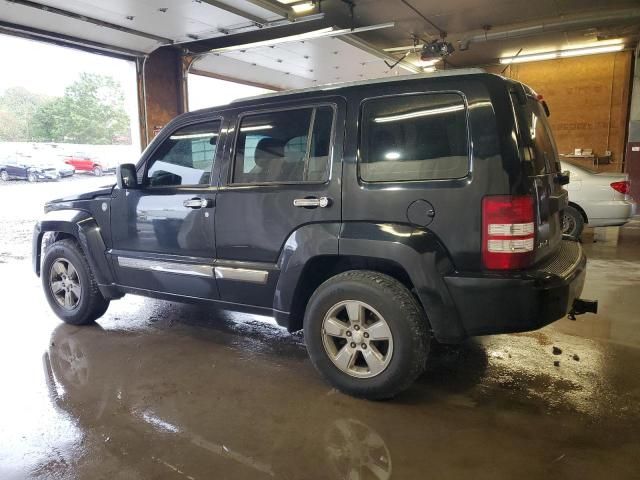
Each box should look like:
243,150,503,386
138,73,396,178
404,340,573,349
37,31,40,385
233,106,333,184
513,95,559,175
146,121,220,187
359,93,469,182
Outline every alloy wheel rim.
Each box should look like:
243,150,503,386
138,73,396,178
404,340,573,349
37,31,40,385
1,171,7,181
49,258,82,310
562,213,576,235
321,300,393,379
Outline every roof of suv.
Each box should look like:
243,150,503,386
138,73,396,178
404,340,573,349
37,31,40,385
232,68,487,105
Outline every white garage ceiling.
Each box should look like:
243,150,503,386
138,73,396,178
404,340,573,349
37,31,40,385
193,34,416,89
0,0,412,89
1,0,639,89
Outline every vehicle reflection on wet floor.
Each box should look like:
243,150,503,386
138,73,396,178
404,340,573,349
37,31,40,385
0,228,639,479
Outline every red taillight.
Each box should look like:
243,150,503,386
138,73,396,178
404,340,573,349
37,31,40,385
610,181,630,195
482,195,536,270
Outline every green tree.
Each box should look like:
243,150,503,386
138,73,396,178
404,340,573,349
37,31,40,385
32,73,131,144
0,87,48,141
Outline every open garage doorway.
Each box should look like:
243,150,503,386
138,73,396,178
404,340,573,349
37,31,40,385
187,73,274,110
0,33,141,183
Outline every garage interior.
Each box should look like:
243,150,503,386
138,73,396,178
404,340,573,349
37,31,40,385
0,0,639,478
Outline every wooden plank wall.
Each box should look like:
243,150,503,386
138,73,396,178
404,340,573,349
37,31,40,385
499,51,632,173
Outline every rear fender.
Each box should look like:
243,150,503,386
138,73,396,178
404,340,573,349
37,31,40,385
273,223,340,325
274,222,466,343
339,223,465,343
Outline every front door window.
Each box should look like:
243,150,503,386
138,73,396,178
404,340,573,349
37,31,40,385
145,121,221,187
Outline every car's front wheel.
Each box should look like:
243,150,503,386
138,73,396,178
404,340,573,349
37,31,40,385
92,166,103,177
27,172,38,182
304,270,430,399
562,205,584,239
42,239,109,325
0,170,8,181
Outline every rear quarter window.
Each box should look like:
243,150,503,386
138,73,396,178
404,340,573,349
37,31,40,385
359,93,469,182
512,94,559,175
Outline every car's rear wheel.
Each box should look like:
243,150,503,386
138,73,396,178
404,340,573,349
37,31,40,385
28,172,38,183
42,239,109,325
92,166,103,177
304,270,430,399
562,205,584,239
0,170,8,181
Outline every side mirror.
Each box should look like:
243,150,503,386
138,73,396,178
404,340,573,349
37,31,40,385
117,163,138,189
556,170,570,186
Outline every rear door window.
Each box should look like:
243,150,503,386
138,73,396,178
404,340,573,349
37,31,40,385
232,106,334,184
359,93,469,182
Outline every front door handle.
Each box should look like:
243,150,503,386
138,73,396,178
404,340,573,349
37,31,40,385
293,196,331,208
183,197,213,209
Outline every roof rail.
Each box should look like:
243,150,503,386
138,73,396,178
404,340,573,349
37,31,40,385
231,68,486,104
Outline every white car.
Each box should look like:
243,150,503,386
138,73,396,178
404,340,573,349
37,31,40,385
561,161,635,237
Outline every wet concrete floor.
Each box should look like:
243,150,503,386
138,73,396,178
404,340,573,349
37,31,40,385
0,178,639,479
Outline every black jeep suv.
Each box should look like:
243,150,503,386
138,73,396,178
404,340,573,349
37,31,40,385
33,70,595,399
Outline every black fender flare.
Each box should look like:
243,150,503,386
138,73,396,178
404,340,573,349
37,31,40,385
338,222,465,343
273,222,340,325
273,222,466,343
33,209,117,294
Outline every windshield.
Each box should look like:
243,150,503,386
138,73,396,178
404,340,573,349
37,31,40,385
512,93,559,175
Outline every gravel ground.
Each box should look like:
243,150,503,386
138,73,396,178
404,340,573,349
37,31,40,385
0,175,114,262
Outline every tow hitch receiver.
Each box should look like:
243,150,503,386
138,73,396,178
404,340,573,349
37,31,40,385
568,298,598,320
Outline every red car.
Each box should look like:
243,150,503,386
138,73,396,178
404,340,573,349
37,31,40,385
64,153,109,176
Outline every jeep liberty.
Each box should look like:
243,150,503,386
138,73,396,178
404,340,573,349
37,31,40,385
33,70,596,399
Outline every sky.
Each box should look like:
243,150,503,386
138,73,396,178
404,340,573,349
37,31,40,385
187,74,272,110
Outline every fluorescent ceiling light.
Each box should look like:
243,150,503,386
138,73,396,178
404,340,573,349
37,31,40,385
414,58,441,67
500,52,557,64
291,2,315,13
374,105,464,123
500,43,625,64
559,44,624,58
170,133,217,140
399,62,418,73
241,125,273,132
211,22,394,53
385,151,401,160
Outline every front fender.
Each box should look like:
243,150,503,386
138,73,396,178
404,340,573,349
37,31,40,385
339,223,465,343
33,209,115,291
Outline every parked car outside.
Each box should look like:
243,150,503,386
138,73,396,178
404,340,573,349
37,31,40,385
64,152,112,176
561,161,635,238
30,151,75,178
0,154,59,182
33,71,597,399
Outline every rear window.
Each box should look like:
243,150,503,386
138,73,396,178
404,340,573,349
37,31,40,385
359,93,469,182
512,93,559,175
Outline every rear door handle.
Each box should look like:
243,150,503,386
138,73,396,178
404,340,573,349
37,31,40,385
293,196,331,208
183,197,213,209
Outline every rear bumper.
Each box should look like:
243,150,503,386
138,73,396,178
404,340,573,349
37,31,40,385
585,200,635,227
444,240,586,337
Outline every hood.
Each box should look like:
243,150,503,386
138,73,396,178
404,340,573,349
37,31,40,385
47,185,115,205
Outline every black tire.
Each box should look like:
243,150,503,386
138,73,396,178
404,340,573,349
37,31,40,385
93,166,103,177
562,205,584,239
41,238,109,325
0,170,8,181
304,270,430,400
